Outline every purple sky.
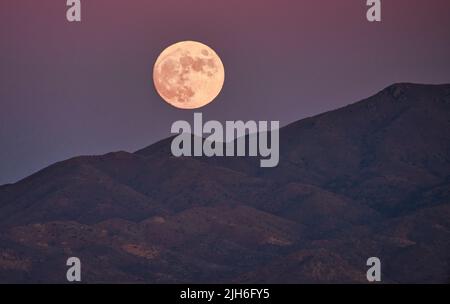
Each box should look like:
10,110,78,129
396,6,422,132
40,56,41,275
1,0,450,185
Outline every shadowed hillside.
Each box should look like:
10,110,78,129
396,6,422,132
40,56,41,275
1,83,449,283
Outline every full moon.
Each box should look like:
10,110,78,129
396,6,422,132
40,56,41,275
153,41,225,109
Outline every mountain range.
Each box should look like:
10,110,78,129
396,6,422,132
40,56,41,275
0,83,449,283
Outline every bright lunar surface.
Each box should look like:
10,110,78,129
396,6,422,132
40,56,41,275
153,41,225,109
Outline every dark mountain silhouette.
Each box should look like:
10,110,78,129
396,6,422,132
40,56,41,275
0,83,449,283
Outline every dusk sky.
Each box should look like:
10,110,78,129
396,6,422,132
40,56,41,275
1,0,450,185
